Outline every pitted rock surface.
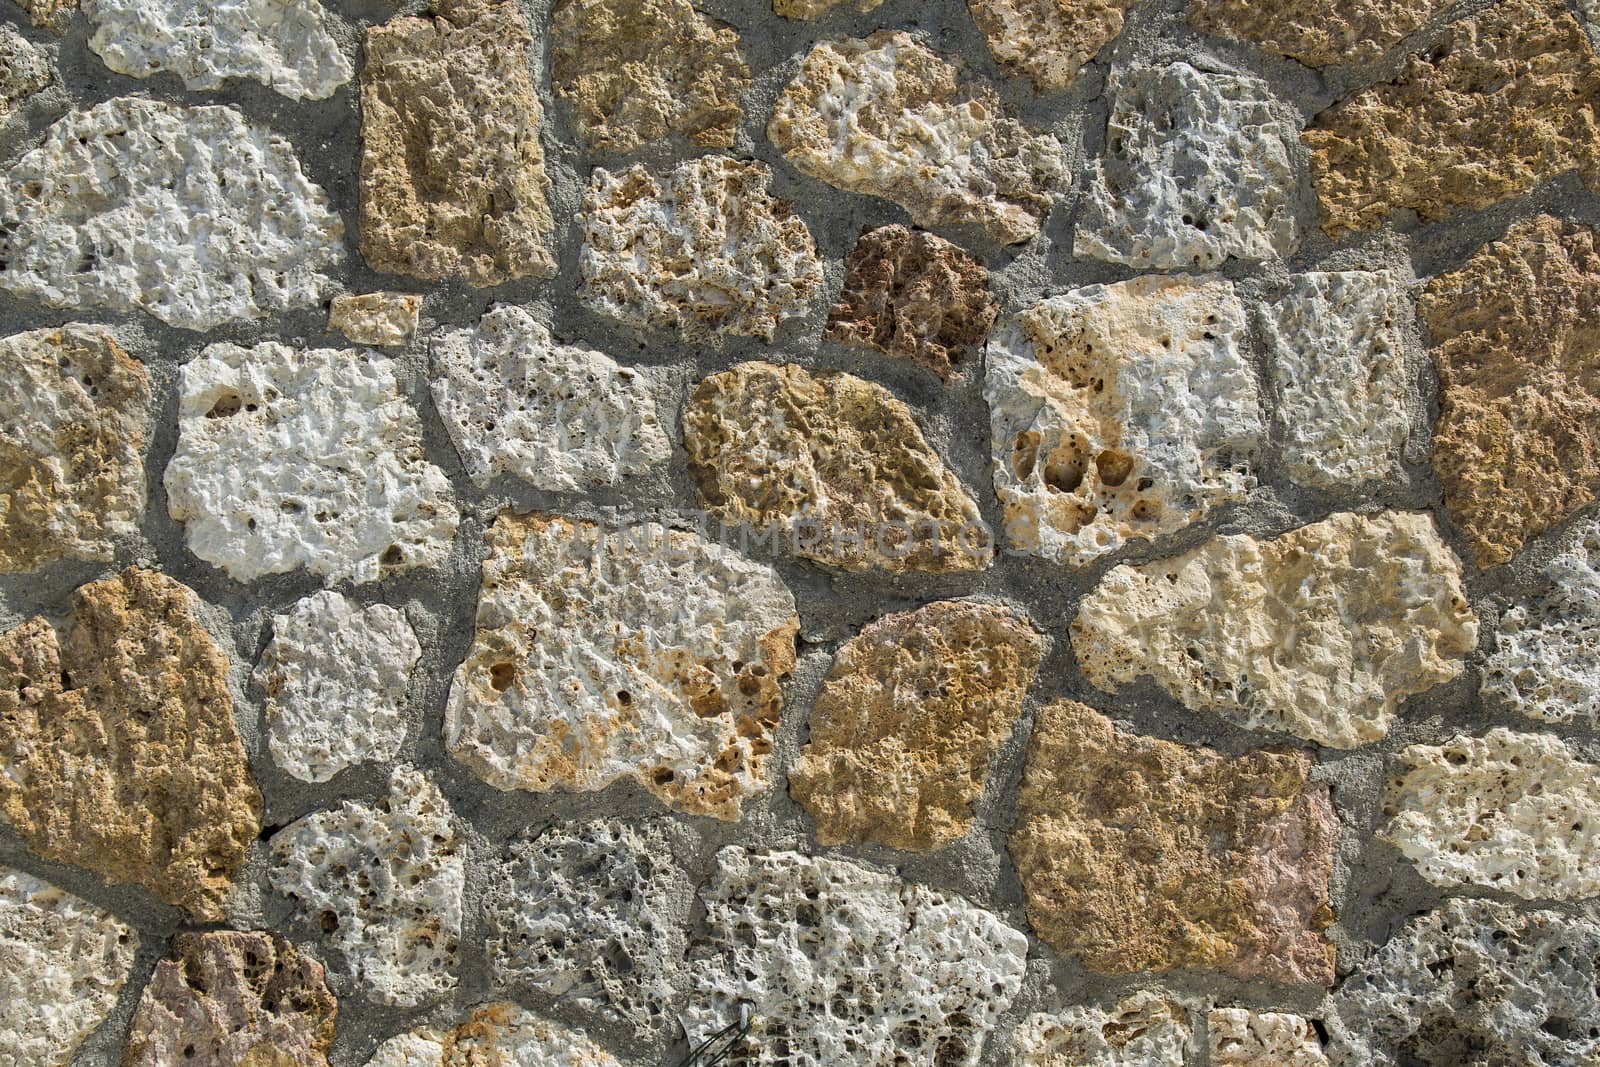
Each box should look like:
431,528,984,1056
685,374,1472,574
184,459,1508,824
1013,992,1189,1066
327,293,422,347
364,1003,622,1067
1209,1009,1328,1067
775,0,882,15
11,0,73,32
968,0,1136,92
0,24,48,122
1188,0,1454,68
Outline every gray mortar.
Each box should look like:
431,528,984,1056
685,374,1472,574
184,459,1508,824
1,0,1599,1063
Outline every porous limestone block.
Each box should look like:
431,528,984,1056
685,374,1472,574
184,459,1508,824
10,0,74,33
1482,527,1600,723
1188,0,1454,68
364,1004,621,1067
1013,992,1189,1066
1210,1009,1328,1067
0,24,49,122
968,0,1136,92
327,293,422,347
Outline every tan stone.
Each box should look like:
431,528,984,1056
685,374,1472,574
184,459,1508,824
1209,1008,1328,1066
365,1003,621,1067
1188,0,1453,68
0,23,50,122
969,0,1135,92
327,292,421,347
359,0,555,285
1304,0,1600,238
1419,214,1600,568
1010,700,1337,984
790,601,1043,850
0,569,261,921
1014,992,1188,1066
774,0,882,16
683,361,990,573
11,0,73,33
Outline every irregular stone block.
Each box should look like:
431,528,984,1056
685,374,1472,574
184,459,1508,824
579,156,822,342
1188,0,1454,68
327,293,421,347
1210,1009,1327,1066
268,767,464,1008
684,361,989,573
431,306,671,491
789,600,1043,850
775,0,882,15
165,341,459,584
85,0,350,99
123,931,338,1067
1326,898,1600,1066
0,867,138,1067
769,31,1066,245
1305,0,1600,238
986,274,1262,566
683,849,1027,1067
823,224,998,382
445,513,798,820
0,23,49,123
1013,992,1189,1066
10,0,73,33
1077,62,1301,269
1072,511,1477,747
1010,701,1336,984
359,0,555,285
1482,526,1600,723
1264,270,1410,490
969,0,1135,92
1419,214,1600,567
0,569,260,921
364,1003,621,1067
0,324,149,574
551,0,749,154
0,97,342,331
254,591,421,784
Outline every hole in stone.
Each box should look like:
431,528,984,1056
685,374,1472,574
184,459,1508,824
489,663,516,692
206,393,243,418
1096,450,1134,488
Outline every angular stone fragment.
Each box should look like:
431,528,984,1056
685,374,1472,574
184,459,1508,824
360,0,555,285
1210,1009,1328,1067
1264,270,1410,490
123,931,338,1067
790,600,1043,850
485,819,692,1041
85,0,351,99
1010,701,1337,984
255,591,421,784
1325,898,1600,1066
327,292,421,347
431,306,671,491
0,867,138,1067
683,849,1027,1067
0,24,49,123
770,32,1066,245
1072,511,1477,747
551,0,749,154
969,0,1135,92
684,361,989,573
10,0,73,33
268,767,464,1008
365,1004,621,1067
1188,0,1453,68
165,342,459,584
1077,62,1301,269
774,0,882,16
824,225,997,381
1013,992,1188,1066
0,98,342,331
1305,0,1600,238
445,513,798,820
1482,526,1600,723
1419,214,1600,567
579,156,822,342
0,325,150,574
0,570,260,920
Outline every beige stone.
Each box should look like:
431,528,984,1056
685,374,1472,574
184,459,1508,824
1209,1008,1328,1067
364,1004,621,1067
327,293,421,347
969,0,1136,92
0,23,50,123
1014,992,1189,1066
11,0,74,33
774,0,882,16
1189,0,1453,68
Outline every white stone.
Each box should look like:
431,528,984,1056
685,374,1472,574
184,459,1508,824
85,0,351,100
267,767,464,1008
0,23,49,124
1076,62,1302,269
0,97,342,331
165,342,459,584
431,306,671,491
254,590,421,784
683,849,1028,1067
328,292,422,347
1482,525,1600,724
1210,1009,1328,1067
985,274,1263,566
364,1003,621,1067
1014,992,1189,1066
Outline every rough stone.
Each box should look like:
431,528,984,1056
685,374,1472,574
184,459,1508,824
123,931,338,1067
1418,214,1600,568
1325,898,1600,1067
364,1004,621,1067
485,819,692,1041
431,306,671,491
359,0,556,286
789,600,1043,850
1009,700,1337,984
1072,511,1477,747
968,0,1136,92
254,591,421,784
0,569,260,921
327,293,421,347
0,867,138,1067
1482,525,1600,724
0,97,342,331
1077,61,1301,269
1263,270,1410,490
769,31,1066,245
986,274,1262,567
0,324,150,574
10,0,73,33
1379,728,1600,902
823,224,998,382
164,341,459,585
1210,1009,1328,1067
1188,0,1454,68
775,0,882,16
84,0,350,100
682,849,1027,1066
0,24,49,123
1013,992,1189,1066
1304,0,1600,238
579,156,823,342
444,513,798,821
267,767,464,1009
683,360,989,573
550,0,749,154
